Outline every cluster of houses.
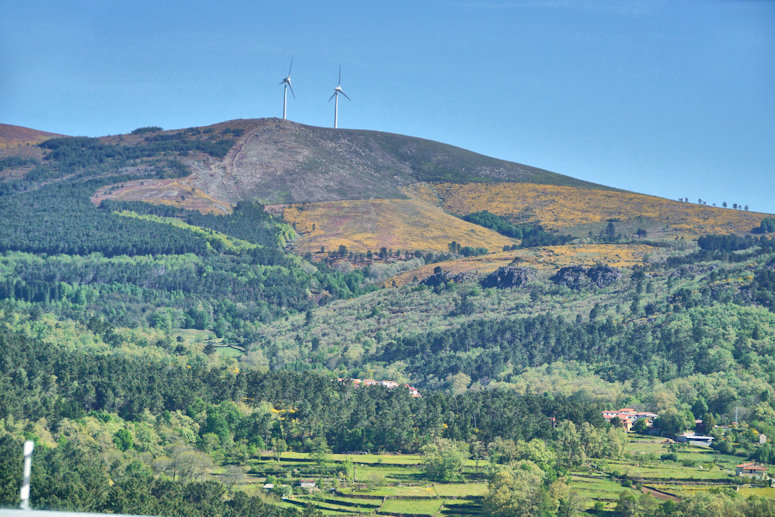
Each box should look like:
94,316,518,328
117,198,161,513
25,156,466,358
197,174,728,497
602,408,769,479
602,407,658,431
337,377,421,397
263,479,317,494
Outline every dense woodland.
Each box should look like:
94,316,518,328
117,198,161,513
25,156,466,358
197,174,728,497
462,210,573,247
0,132,774,515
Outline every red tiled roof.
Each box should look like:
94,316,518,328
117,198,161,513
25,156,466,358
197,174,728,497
737,462,767,470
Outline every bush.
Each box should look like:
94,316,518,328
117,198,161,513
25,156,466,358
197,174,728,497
421,438,469,482
758,217,775,233
131,126,163,134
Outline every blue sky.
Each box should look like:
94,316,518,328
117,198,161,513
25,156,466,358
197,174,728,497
2,1,774,212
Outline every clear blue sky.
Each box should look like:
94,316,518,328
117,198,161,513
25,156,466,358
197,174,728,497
2,1,774,212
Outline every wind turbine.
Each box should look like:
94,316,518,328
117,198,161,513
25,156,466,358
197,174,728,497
328,66,350,128
279,58,295,120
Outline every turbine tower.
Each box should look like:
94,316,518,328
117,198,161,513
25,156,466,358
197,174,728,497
328,66,350,128
280,58,295,120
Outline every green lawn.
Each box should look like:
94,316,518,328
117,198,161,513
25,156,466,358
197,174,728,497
296,497,378,514
739,487,775,498
380,498,444,514
442,498,483,514
600,458,733,480
432,483,488,497
271,451,424,465
570,474,636,507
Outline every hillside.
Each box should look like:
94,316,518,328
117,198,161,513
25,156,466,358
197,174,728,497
2,119,767,255
271,198,515,253
85,118,604,207
0,118,774,514
406,182,768,239
79,118,771,254
0,123,62,149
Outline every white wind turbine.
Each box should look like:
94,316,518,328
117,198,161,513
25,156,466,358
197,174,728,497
280,58,295,120
328,66,350,128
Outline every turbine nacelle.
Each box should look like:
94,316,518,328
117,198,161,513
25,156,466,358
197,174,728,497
329,86,351,102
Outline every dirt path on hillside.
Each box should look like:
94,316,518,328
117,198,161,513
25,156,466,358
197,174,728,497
641,486,679,501
225,126,255,177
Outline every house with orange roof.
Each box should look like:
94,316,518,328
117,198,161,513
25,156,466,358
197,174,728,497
602,407,658,431
736,462,768,478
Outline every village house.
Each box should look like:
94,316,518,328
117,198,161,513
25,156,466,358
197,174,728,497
602,407,658,431
337,377,421,397
736,462,769,478
676,432,714,448
299,479,317,491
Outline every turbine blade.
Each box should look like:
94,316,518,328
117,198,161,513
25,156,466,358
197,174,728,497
288,83,295,99
280,80,286,85
340,90,351,101
288,57,293,76
338,65,342,85
328,92,337,102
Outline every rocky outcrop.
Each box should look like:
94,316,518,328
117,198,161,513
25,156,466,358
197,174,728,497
587,265,622,288
480,266,535,289
552,266,588,289
552,265,621,289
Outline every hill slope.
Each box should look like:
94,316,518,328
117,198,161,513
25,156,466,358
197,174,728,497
406,182,768,239
0,118,774,514
0,122,62,148
92,118,606,207
2,118,771,256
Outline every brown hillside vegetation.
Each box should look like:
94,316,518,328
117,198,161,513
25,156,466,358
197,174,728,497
273,198,516,253
101,118,605,209
214,119,604,204
386,243,657,287
94,119,607,211
91,179,231,214
0,123,62,149
407,182,769,238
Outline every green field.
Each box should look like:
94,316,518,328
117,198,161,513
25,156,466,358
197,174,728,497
240,436,773,516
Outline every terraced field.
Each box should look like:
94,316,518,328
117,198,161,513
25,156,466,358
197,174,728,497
234,438,774,516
